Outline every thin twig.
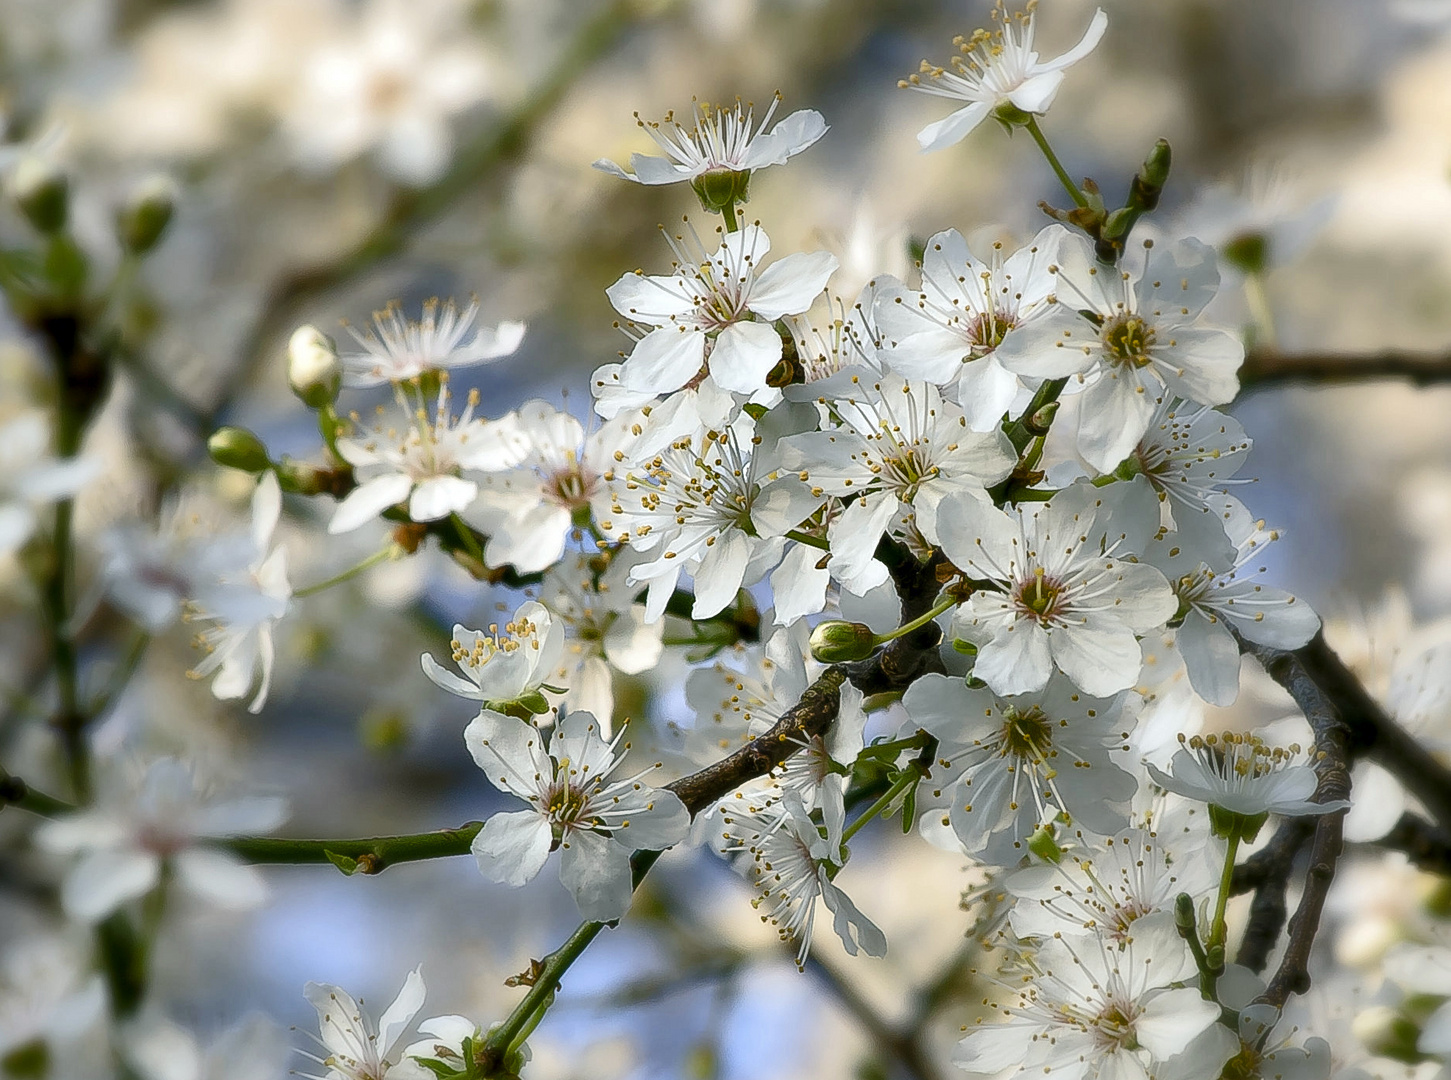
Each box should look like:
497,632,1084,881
805,953,950,1080
1366,813,1451,877
1240,348,1451,389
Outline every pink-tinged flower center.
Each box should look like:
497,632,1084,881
1101,313,1157,369
966,308,1018,352
1089,997,1142,1052
547,463,599,510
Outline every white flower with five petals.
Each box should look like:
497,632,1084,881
421,600,564,709
464,709,690,921
300,967,425,1080
1145,733,1348,819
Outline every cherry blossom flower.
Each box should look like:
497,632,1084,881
464,709,689,921
469,400,639,573
779,374,1016,570
717,792,886,966
994,235,1244,472
185,471,292,713
421,600,564,710
35,757,288,922
873,225,1066,427
593,96,826,186
300,967,425,1080
1145,733,1349,819
601,408,820,622
901,2,1108,152
957,924,1223,1080
329,386,527,534
937,479,1177,696
1147,498,1320,706
604,222,837,400
904,672,1139,865
124,1013,288,1080
339,298,525,388
0,937,105,1066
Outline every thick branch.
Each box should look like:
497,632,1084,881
1366,813,1451,877
1231,820,1313,973
1240,348,1451,389
1237,633,1354,1007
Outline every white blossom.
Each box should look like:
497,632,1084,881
0,410,98,556
329,385,528,534
35,757,288,922
464,709,690,921
902,2,1108,152
1128,398,1250,557
717,792,886,966
469,400,639,573
873,225,1066,427
339,298,525,388
904,672,1139,865
0,936,105,1062
1147,498,1320,706
1145,733,1349,819
957,925,1223,1080
938,480,1177,696
185,471,292,713
603,222,837,401
421,600,565,709
300,967,425,1080
593,96,826,185
994,236,1244,473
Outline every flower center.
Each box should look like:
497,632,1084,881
1013,567,1064,623
966,308,1017,352
1101,314,1156,369
544,773,594,829
1090,998,1141,1052
999,705,1053,762
547,463,598,509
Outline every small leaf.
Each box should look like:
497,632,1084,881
325,850,359,876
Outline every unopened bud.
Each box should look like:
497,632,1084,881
288,324,341,408
1221,232,1268,277
1024,400,1060,436
1139,139,1172,194
809,620,877,663
117,174,177,255
1173,892,1196,933
207,427,271,473
10,155,68,234
690,167,752,213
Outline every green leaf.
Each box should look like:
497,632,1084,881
325,850,359,876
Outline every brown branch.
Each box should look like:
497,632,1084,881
1231,820,1313,973
1237,633,1354,1007
805,952,951,1080
1240,348,1451,389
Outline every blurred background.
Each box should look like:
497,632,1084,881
3,0,1451,1076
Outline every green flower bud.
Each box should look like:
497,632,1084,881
10,156,68,234
117,174,177,255
690,167,752,213
207,427,271,473
1024,399,1060,437
1221,232,1269,277
1173,891,1197,934
1207,803,1269,843
1,1037,50,1078
288,324,341,408
808,620,877,663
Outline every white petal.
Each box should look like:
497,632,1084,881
329,473,413,534
1007,70,1064,114
1177,613,1242,706
1048,624,1144,696
63,849,160,921
748,251,839,320
559,829,633,922
173,849,270,908
707,320,783,395
420,653,485,700
770,542,830,625
471,810,553,887
691,529,753,619
612,790,690,850
621,328,707,394
408,475,477,522
916,102,990,152
376,966,427,1059
974,623,1054,696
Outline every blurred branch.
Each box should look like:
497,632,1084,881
805,953,951,1080
1364,813,1451,877
1240,348,1451,389
228,0,639,396
0,769,74,818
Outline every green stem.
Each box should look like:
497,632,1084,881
784,529,829,552
841,767,920,845
872,595,956,646
0,771,75,817
218,823,484,869
721,202,739,233
1023,117,1088,209
450,513,487,565
1244,271,1277,349
1003,377,1068,455
294,546,396,598
1203,832,1240,1000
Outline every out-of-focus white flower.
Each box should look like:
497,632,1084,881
0,936,105,1061
905,672,1139,865
939,480,1176,697
1146,733,1348,820
593,96,826,186
1148,499,1319,706
539,553,664,729
1178,167,1336,276
0,411,98,556
300,967,425,1080
124,1012,288,1080
469,401,638,573
603,222,837,401
717,792,886,967
421,600,564,709
874,225,1066,427
902,2,1108,152
185,472,292,713
957,924,1223,1080
329,386,527,534
35,757,288,922
995,236,1244,473
464,709,689,921
339,299,525,388
284,0,493,184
